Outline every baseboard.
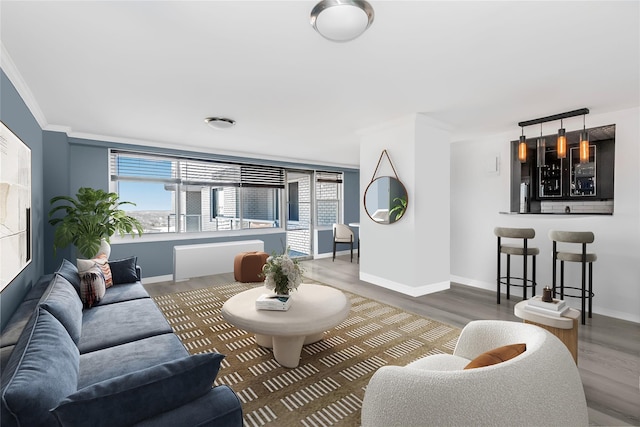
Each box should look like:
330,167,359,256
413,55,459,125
143,274,173,284
315,250,358,260
450,275,495,292
359,273,450,297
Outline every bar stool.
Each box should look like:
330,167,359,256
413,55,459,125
549,230,596,325
494,227,539,304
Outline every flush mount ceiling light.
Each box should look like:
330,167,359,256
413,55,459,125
310,0,374,42
204,117,236,130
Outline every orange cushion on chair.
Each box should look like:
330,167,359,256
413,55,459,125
463,343,527,369
234,251,269,283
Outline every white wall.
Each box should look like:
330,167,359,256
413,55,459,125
358,114,450,296
450,106,640,323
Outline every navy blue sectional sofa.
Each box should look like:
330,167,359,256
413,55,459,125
0,259,242,426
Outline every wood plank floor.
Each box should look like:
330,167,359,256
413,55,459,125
145,255,640,426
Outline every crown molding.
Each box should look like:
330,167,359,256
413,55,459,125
1,42,48,129
66,130,358,169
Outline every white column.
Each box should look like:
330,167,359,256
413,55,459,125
358,114,451,296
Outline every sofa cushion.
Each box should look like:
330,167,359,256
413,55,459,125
0,345,15,372
39,274,83,343
79,265,107,308
134,385,243,427
78,298,173,354
95,282,149,306
78,333,189,389
52,353,224,427
94,253,113,288
55,259,81,295
0,308,79,427
0,299,39,349
78,254,113,288
463,343,527,369
108,256,139,284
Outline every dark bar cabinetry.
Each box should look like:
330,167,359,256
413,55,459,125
570,146,596,196
538,153,563,198
510,125,615,214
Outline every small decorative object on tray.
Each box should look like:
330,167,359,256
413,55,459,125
541,286,553,302
256,294,292,311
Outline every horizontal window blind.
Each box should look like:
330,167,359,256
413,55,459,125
110,150,284,188
110,152,178,182
316,171,343,183
241,165,285,188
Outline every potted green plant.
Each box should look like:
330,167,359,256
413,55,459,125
48,187,143,258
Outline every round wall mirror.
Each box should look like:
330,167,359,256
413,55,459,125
364,176,408,224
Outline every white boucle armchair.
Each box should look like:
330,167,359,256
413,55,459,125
361,320,588,427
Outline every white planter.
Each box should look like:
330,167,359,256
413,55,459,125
98,238,111,258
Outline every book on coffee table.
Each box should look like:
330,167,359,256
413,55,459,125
524,303,569,317
255,294,292,311
528,295,566,311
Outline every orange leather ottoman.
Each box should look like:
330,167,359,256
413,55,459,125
234,251,269,283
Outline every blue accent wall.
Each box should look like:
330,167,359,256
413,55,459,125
42,130,71,272
0,70,44,329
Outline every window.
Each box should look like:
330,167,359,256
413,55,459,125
288,182,299,222
110,150,284,234
315,172,343,226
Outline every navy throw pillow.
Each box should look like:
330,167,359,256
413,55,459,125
108,257,138,284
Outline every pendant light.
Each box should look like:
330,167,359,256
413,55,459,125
518,127,527,163
536,123,546,167
557,119,567,159
517,107,589,165
579,114,590,163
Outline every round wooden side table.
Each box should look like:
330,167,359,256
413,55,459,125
514,300,580,364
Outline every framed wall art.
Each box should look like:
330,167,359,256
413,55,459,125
0,121,32,292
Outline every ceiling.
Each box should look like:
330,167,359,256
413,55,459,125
1,1,638,168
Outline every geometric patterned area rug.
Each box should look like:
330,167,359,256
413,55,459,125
153,281,461,427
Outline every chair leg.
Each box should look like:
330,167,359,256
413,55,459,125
532,255,537,298
350,241,353,263
523,250,528,300
552,242,557,298
560,261,565,299
581,258,586,324
332,241,336,262
589,262,593,318
496,238,501,305
506,254,511,300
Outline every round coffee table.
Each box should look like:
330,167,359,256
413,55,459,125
221,284,350,368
